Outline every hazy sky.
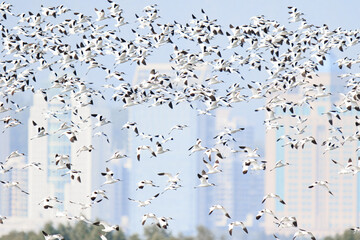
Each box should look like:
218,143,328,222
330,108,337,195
12,0,360,29
9,0,359,154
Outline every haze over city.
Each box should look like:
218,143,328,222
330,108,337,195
0,1,360,240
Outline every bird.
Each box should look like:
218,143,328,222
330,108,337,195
331,158,359,175
0,181,29,195
22,162,43,171
137,145,156,161
0,216,6,224
93,221,120,233
107,151,128,162
88,189,108,201
61,169,82,183
350,227,360,233
188,138,207,155
228,221,248,236
154,141,171,156
142,213,158,225
30,126,49,140
91,114,111,129
38,196,62,209
58,129,77,143
195,170,215,188
308,181,333,195
158,172,180,184
269,160,290,171
203,148,224,162
136,180,159,190
42,231,64,240
256,208,278,220
293,229,316,240
262,193,286,205
275,216,298,228
128,193,160,207
76,144,94,156
209,205,231,218
238,146,260,158
156,216,173,229
101,167,121,186
6,150,25,162
168,124,189,135
203,159,222,174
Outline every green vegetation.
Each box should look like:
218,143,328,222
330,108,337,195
324,229,360,240
0,222,217,240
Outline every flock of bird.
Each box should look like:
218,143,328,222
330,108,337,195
0,1,359,239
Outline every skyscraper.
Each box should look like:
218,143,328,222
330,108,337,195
264,72,359,238
202,108,263,238
27,92,114,225
127,63,212,236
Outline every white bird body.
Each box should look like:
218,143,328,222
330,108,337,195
270,160,290,171
228,221,248,235
209,205,231,218
101,167,121,186
262,193,286,204
128,193,159,207
203,159,222,174
158,172,180,184
308,180,333,195
107,151,128,162
189,138,207,155
195,171,215,188
0,181,28,194
256,208,278,220
42,231,64,240
293,229,316,240
136,180,159,190
93,221,120,233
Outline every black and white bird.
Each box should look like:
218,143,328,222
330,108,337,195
88,189,108,201
158,172,180,184
42,231,64,240
308,181,333,195
61,169,82,183
137,145,156,161
136,180,159,190
269,160,290,171
128,193,160,207
262,193,286,205
256,208,278,220
293,229,316,240
107,151,128,162
93,221,120,233
195,170,215,188
228,221,248,236
188,138,207,155
203,159,222,174
209,205,231,218
275,216,298,228
0,216,6,224
30,126,49,140
0,181,29,195
101,167,121,186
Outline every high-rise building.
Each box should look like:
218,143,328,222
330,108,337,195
203,109,263,238
27,92,114,225
127,63,212,236
264,72,358,238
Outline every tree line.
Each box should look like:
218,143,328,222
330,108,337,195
0,222,219,240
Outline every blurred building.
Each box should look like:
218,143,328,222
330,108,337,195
127,63,213,236
0,99,29,219
27,91,117,225
264,72,359,238
206,109,263,238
